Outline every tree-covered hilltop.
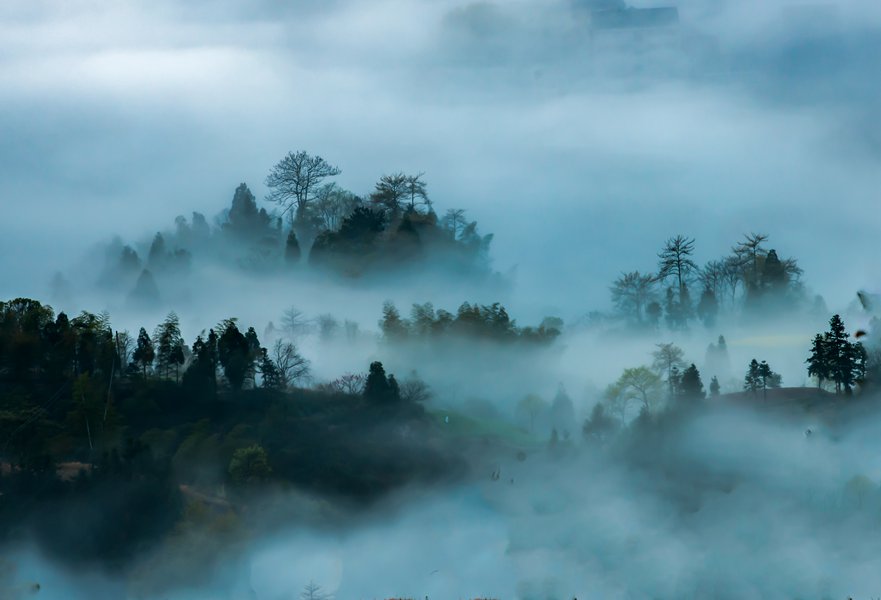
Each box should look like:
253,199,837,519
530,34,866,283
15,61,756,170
607,232,820,331
378,300,563,345
587,313,875,438
98,151,495,303
0,297,466,569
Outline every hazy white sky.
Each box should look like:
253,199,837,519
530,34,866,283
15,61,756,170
1,0,880,312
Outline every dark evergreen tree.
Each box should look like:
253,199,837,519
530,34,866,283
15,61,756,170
154,312,183,380
744,359,761,395
132,327,154,379
244,327,262,387
757,360,781,399
363,361,401,405
825,315,865,394
709,376,721,397
226,183,266,237
677,364,704,402
257,348,282,389
806,333,829,389
217,321,251,391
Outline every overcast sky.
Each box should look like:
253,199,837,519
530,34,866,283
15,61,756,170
2,0,880,313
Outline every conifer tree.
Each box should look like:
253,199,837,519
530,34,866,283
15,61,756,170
744,359,761,395
132,327,154,379
677,364,704,402
709,376,721,397
154,312,183,380
806,333,829,389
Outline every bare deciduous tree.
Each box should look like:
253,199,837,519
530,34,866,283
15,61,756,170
399,373,432,403
699,260,724,296
265,150,341,227
273,339,310,388
312,183,360,232
369,172,409,214
280,307,311,338
441,208,467,239
320,372,366,395
657,235,697,303
300,581,331,600
610,271,656,323
651,342,686,393
732,232,768,290
404,172,430,211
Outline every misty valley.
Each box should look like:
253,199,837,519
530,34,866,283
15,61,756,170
3,1,881,599
3,151,881,599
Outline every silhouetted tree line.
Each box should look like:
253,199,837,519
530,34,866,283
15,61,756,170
806,314,867,394
0,297,456,568
99,151,494,304
610,232,815,330
378,300,563,344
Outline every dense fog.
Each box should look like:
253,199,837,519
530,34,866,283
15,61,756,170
2,1,881,599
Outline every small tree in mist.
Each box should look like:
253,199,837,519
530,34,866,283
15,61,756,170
610,271,656,324
709,376,721,397
441,208,468,239
517,394,547,433
582,403,618,443
316,314,339,341
806,333,829,390
281,307,311,338
744,359,762,396
615,366,663,413
257,348,282,389
320,372,366,395
696,287,719,328
732,232,768,299
651,342,686,395
746,359,782,398
398,372,432,403
379,301,409,341
300,581,331,600
603,383,632,424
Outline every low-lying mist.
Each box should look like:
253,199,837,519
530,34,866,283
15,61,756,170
7,395,881,599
